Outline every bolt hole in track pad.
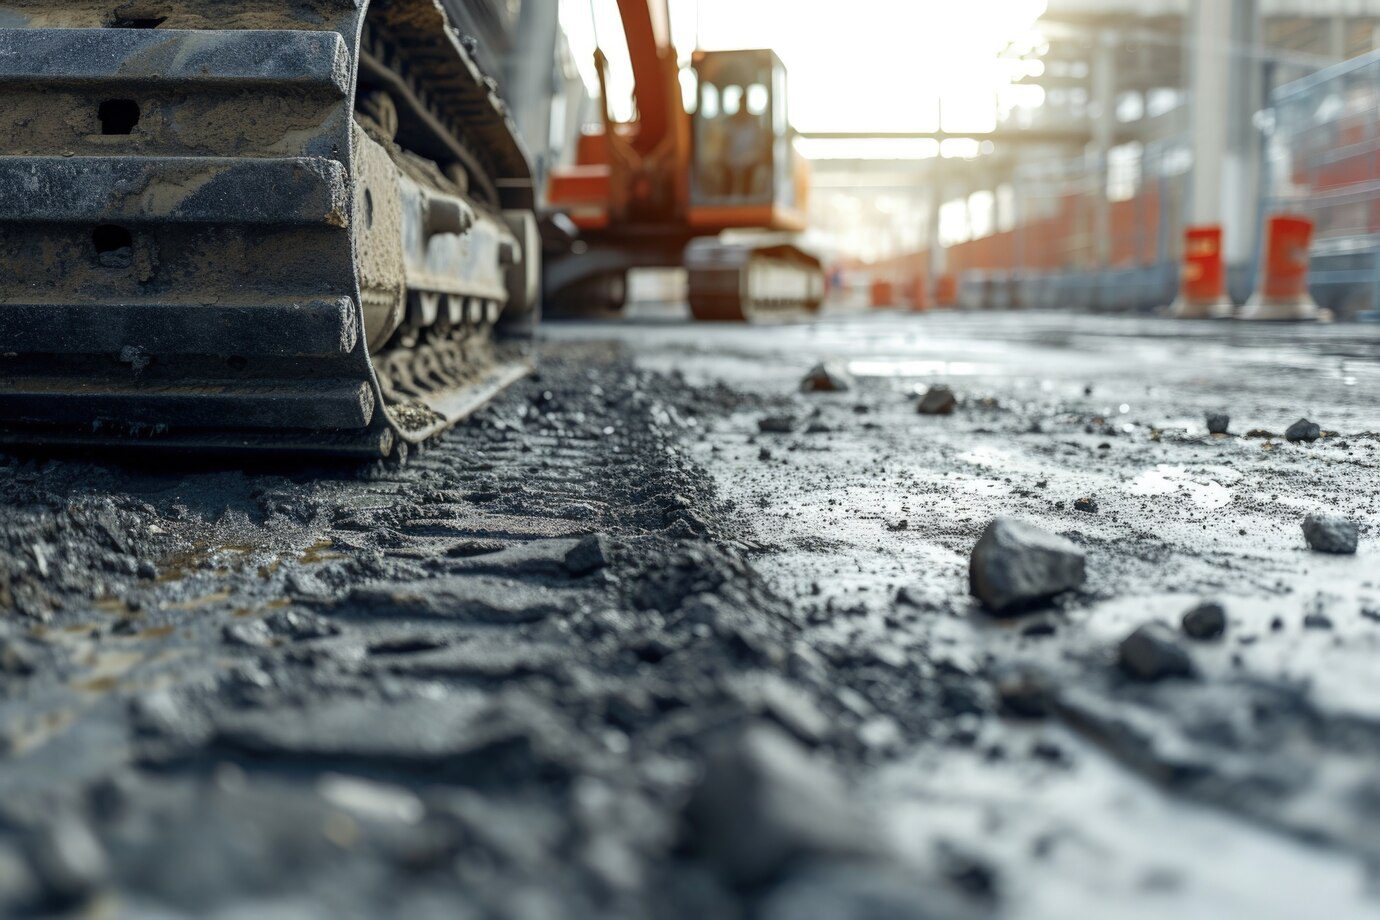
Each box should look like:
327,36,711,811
0,0,541,458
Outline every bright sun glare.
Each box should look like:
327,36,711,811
560,0,1048,144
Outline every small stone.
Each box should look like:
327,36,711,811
564,534,612,576
758,415,797,434
799,361,854,393
1302,514,1358,555
917,385,957,416
1119,623,1193,681
969,518,1086,614
1206,412,1230,435
1181,601,1226,640
1073,496,1098,514
1303,612,1333,630
25,817,108,908
758,446,773,461
1285,418,1321,443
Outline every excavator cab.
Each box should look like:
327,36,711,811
689,50,807,233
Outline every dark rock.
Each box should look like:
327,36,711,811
565,534,613,576
758,416,797,434
1072,496,1098,514
1285,418,1321,443
938,843,1000,902
799,361,855,393
1303,612,1333,630
1302,514,1358,555
917,385,957,416
1181,601,1226,640
969,518,1086,614
25,818,108,908
1206,412,1230,435
683,724,875,887
1119,624,1193,681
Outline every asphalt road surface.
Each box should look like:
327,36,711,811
1,309,1378,919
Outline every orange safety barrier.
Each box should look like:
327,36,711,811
934,273,958,308
1169,225,1233,319
909,276,929,312
1240,214,1321,321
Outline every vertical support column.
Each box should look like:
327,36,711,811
928,150,946,303
1092,28,1117,272
502,0,562,189
1172,0,1260,317
1223,0,1263,272
1186,0,1231,233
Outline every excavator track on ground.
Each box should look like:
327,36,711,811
0,0,541,458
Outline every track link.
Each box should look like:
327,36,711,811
0,0,538,457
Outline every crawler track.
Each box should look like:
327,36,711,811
0,0,539,457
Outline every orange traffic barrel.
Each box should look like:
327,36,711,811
910,276,929,312
1169,225,1234,319
934,273,958,308
1239,214,1321,321
870,279,895,309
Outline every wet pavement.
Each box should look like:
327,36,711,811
2,309,1379,918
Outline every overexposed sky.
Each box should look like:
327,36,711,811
559,0,1047,134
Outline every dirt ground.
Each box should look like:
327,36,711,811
1,310,1378,919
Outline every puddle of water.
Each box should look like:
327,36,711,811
848,359,999,378
1128,465,1236,509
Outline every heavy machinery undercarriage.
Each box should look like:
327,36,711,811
0,0,540,458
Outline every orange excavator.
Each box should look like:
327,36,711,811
544,0,824,320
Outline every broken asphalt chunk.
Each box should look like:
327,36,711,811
799,361,855,393
1285,418,1321,443
916,385,957,416
1302,513,1358,555
969,518,1085,614
1181,601,1227,640
1119,623,1193,681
